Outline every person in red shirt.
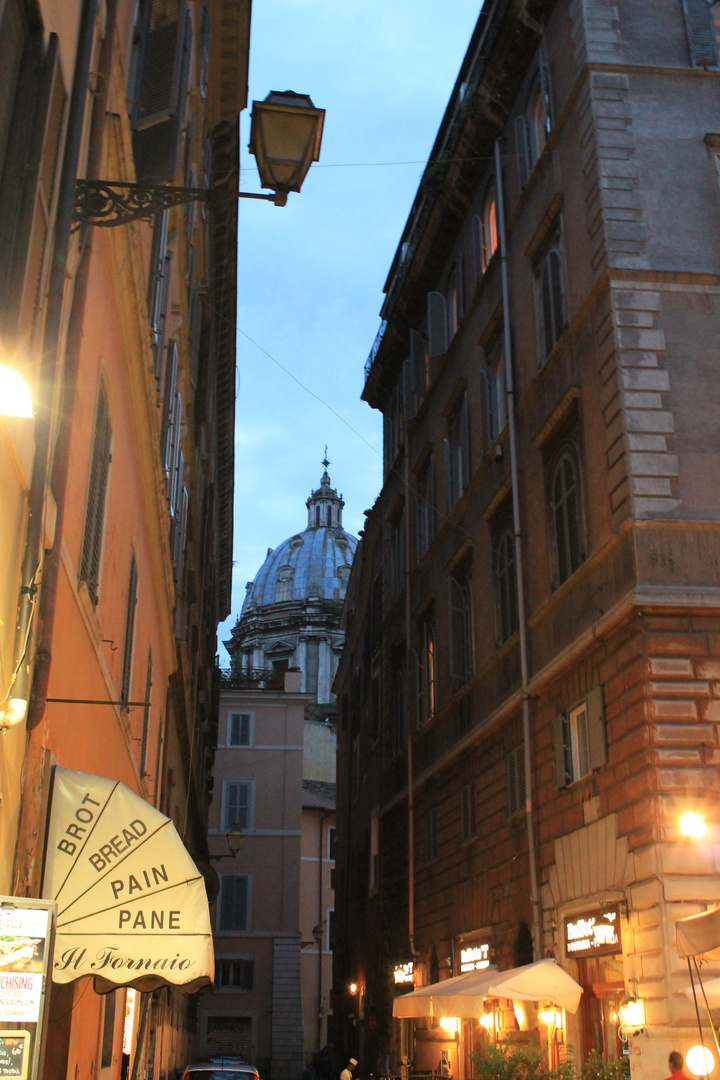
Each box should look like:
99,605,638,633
663,1051,693,1080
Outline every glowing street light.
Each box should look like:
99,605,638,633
0,366,33,417
681,812,706,838
687,1046,715,1075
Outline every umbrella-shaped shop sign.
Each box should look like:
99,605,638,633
42,767,214,993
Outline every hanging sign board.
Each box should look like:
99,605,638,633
42,767,213,992
0,1031,31,1080
564,908,620,958
460,944,490,972
0,906,51,1024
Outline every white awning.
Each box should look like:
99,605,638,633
677,907,720,960
392,959,583,1018
42,767,214,993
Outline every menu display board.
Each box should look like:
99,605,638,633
0,1031,30,1080
0,909,49,1025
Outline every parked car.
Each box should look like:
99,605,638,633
181,1059,260,1080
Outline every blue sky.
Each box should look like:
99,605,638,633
219,2,482,658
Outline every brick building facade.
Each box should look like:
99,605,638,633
333,3,720,1080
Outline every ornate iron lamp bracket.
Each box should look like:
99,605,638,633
73,179,281,229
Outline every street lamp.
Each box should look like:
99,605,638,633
0,366,33,417
681,812,706,838
248,92,325,206
74,90,325,227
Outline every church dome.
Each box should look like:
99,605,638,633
241,466,358,612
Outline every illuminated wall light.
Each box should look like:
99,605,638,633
478,1012,494,1030
539,1005,558,1027
681,813,706,838
439,1017,458,1034
687,1047,715,1076
617,996,645,1034
0,366,33,418
349,983,357,995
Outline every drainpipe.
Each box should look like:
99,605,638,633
494,139,542,958
12,0,106,896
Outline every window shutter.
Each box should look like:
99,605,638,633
456,255,465,321
161,339,178,462
681,0,719,67
552,713,569,788
140,648,152,777
410,328,427,395
80,384,112,605
443,437,452,513
427,291,448,357
121,554,138,703
459,394,470,492
515,115,531,189
402,357,417,421
0,29,66,344
132,1,191,183
586,686,607,771
471,214,484,283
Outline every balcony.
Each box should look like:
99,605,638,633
219,667,285,691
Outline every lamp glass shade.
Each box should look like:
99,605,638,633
0,366,33,417
687,1047,715,1076
249,91,325,195
617,997,645,1030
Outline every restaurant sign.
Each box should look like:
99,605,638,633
565,908,620,958
460,944,490,972
393,962,414,985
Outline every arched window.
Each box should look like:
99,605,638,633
528,76,549,167
449,574,473,685
551,450,584,584
482,187,498,269
539,245,565,359
327,504,332,526
494,527,518,644
315,505,320,527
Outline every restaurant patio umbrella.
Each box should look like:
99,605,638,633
393,959,583,1018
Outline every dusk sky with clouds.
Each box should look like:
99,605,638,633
219,2,483,658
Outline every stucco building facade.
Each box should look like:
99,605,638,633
0,1,245,1078
334,4,720,1080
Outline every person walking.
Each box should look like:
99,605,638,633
340,1058,358,1080
663,1051,693,1080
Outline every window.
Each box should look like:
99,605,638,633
553,687,606,788
386,665,405,759
228,712,252,747
494,525,518,645
507,744,526,817
223,781,252,831
414,457,434,563
461,780,477,842
147,210,171,381
516,57,553,187
446,263,463,340
425,807,437,862
449,573,473,687
550,449,584,584
101,991,116,1070
419,620,436,724
444,392,470,510
218,875,249,932
327,825,337,861
481,336,506,449
473,187,498,279
80,382,112,605
120,553,138,704
217,957,253,990
369,815,379,894
538,244,566,360
390,509,405,599
384,388,403,471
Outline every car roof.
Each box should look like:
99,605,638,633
186,1063,257,1072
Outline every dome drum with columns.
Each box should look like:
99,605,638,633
225,465,357,704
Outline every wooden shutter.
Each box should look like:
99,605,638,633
161,339,178,466
410,328,427,394
427,291,448,357
586,686,607,771
459,394,471,492
121,554,139,703
148,211,170,381
132,0,191,182
471,214,484,283
80,384,112,605
0,29,66,345
140,648,153,776
402,357,417,421
681,0,719,67
515,115,531,189
552,713,569,788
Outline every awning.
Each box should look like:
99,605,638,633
392,959,583,1018
677,907,720,960
684,977,720,1007
42,767,214,993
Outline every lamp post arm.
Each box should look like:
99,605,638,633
73,179,285,228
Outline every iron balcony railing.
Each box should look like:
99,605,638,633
219,667,285,690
